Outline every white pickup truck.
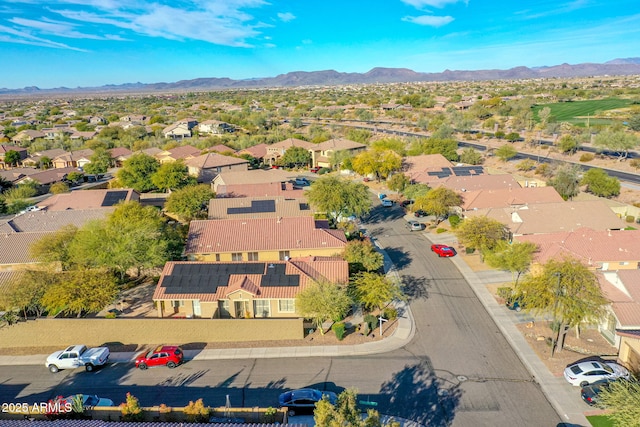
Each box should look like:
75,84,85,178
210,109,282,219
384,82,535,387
45,345,110,373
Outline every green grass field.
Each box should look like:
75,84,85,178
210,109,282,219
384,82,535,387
532,98,633,126
586,415,614,427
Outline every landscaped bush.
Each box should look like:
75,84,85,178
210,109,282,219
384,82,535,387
364,314,377,334
184,398,210,423
436,228,447,234
448,214,461,228
465,247,476,254
382,307,398,321
579,153,594,162
318,167,331,174
497,287,514,301
120,393,144,422
626,215,635,223
332,322,346,341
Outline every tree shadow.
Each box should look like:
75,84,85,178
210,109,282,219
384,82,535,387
401,274,431,301
362,205,406,225
383,247,412,269
378,358,463,426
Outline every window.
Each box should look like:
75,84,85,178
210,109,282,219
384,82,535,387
248,252,259,261
279,299,295,313
254,300,270,317
232,252,243,261
279,251,290,261
215,254,221,262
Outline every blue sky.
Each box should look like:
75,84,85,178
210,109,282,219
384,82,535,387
1,0,639,89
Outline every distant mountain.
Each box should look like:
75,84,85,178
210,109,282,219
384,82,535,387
2,58,639,96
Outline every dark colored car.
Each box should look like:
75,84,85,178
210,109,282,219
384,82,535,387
401,199,415,208
431,244,456,257
580,379,618,407
414,210,427,217
278,388,338,416
310,167,321,173
135,345,183,369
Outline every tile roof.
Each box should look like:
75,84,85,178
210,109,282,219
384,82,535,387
516,228,640,266
108,147,133,158
430,173,519,191
153,258,348,301
461,186,563,210
0,270,22,294
0,231,52,265
2,208,113,232
16,167,77,185
52,149,94,161
185,152,249,169
208,144,235,153
0,167,41,183
0,144,27,154
213,169,298,187
315,138,366,151
215,182,306,199
208,196,312,220
39,188,138,211
185,216,347,255
468,200,628,236
165,144,201,158
403,154,452,175
268,138,316,151
239,143,268,159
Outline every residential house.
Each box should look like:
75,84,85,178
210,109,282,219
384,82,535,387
0,232,52,272
0,144,28,168
208,196,313,220
212,169,305,198
309,138,367,168
69,130,97,141
515,228,640,271
184,152,249,183
207,144,236,154
599,270,640,372
460,186,564,211
120,114,147,123
198,120,235,135
108,147,133,167
22,148,67,168
15,167,82,190
139,147,164,158
156,145,201,164
238,143,268,162
41,126,73,141
11,129,45,145
467,200,628,237
152,257,348,319
51,149,94,169
185,216,347,262
162,123,191,140
39,188,139,211
265,138,316,166
0,168,41,184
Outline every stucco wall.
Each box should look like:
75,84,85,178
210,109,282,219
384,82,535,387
191,248,342,262
0,318,303,349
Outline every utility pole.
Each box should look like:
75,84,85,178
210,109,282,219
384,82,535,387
550,272,564,358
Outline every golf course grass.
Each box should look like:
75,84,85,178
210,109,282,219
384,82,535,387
532,98,634,126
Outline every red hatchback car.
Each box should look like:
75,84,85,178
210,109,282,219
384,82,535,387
135,345,183,369
431,244,457,257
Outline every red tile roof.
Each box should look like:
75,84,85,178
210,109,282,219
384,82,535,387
185,216,347,255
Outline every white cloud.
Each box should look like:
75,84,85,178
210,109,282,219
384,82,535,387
277,12,295,22
402,14,454,27
401,0,466,9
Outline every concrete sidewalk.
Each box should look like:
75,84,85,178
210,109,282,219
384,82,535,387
426,232,590,427
0,299,415,367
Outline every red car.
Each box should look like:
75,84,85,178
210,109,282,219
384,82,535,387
310,166,321,173
135,345,183,369
431,244,456,257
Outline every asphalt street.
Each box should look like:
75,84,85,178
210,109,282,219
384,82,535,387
0,202,563,426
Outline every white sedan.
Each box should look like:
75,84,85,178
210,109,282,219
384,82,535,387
381,199,393,207
563,360,631,387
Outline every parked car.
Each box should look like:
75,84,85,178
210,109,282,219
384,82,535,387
294,177,310,186
401,199,415,208
406,220,423,231
310,166,321,173
278,388,338,416
381,199,393,207
414,210,427,218
564,360,631,387
580,379,615,407
46,345,110,373
431,244,456,257
135,345,183,369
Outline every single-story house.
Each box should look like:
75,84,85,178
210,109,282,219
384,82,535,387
185,216,347,262
208,196,313,220
11,129,45,145
212,169,298,194
21,148,67,168
38,188,139,211
185,152,249,183
156,145,201,163
152,257,348,319
51,149,94,169
460,186,564,211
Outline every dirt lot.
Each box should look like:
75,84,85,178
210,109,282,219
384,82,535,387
515,321,619,377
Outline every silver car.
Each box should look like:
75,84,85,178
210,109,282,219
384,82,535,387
406,220,423,231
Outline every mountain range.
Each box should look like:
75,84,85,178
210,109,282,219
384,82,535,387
3,58,640,96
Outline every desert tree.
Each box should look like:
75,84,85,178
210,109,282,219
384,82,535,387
484,240,537,286
342,240,384,273
165,184,215,222
454,216,508,252
414,187,461,221
580,168,620,198
350,272,404,312
41,268,118,317
547,163,581,200
307,176,371,222
295,281,352,334
598,379,640,427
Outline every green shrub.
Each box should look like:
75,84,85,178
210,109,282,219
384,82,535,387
105,312,117,319
120,393,144,422
579,153,594,162
364,314,377,334
382,307,398,321
626,215,635,223
263,407,277,423
332,322,346,341
465,247,476,254
318,167,331,174
436,228,447,234
448,214,461,228
497,287,514,301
